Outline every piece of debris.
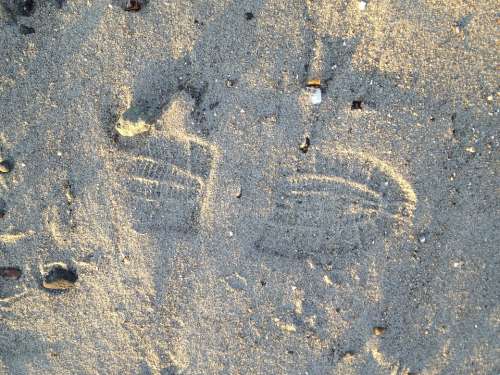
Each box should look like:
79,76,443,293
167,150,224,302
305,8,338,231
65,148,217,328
42,263,78,290
124,0,141,11
299,136,310,153
245,12,254,20
418,234,426,244
235,186,242,198
306,79,322,105
0,267,22,280
225,79,237,88
351,100,363,110
358,1,367,11
307,79,321,87
372,326,386,336
307,88,322,104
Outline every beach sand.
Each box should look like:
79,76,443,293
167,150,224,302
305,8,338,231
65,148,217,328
0,0,498,374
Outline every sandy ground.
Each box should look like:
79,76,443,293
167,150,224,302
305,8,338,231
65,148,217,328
0,0,499,374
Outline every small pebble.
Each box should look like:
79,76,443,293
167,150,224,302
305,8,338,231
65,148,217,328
372,326,386,336
351,100,363,110
245,12,254,20
358,1,367,11
124,0,141,11
419,235,426,244
0,267,22,280
235,186,242,198
0,161,11,173
43,263,78,290
299,136,310,153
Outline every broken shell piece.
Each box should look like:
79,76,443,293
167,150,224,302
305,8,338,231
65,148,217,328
307,87,322,105
42,263,78,290
306,79,321,88
115,120,150,137
235,186,242,198
115,109,151,137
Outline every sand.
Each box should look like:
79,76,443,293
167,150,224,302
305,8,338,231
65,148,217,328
0,0,498,374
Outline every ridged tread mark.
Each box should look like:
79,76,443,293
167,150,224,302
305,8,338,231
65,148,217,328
256,148,416,259
113,135,215,234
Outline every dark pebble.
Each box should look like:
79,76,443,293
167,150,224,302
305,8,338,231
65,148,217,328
245,12,254,20
351,100,363,110
0,160,12,173
43,264,78,290
124,0,141,11
0,267,22,280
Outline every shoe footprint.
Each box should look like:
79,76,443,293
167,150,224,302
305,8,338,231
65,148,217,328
113,132,216,235
256,146,416,259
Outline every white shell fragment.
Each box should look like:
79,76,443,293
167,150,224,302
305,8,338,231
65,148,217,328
114,104,151,137
308,87,322,105
358,1,367,11
115,117,150,137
